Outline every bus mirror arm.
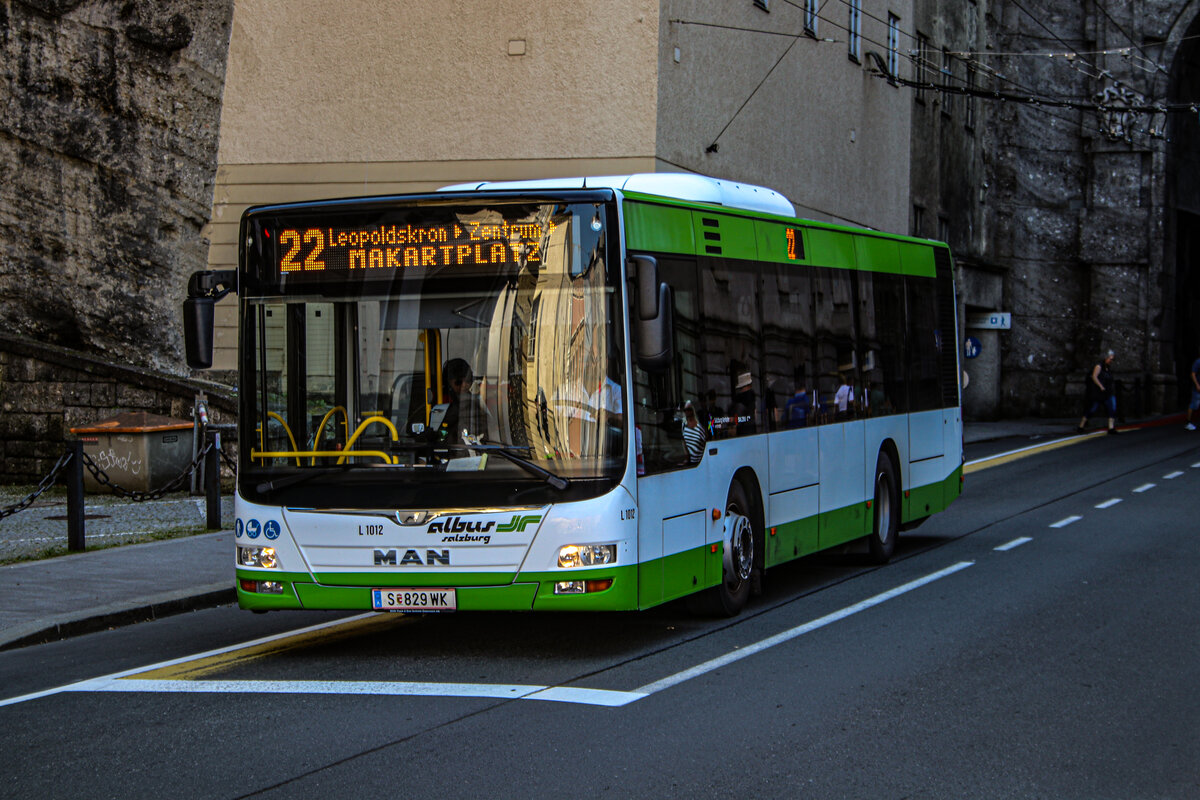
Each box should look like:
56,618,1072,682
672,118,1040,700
183,270,237,370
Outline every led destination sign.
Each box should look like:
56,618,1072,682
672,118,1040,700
274,217,557,279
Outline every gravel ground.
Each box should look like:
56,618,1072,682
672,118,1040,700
0,487,234,561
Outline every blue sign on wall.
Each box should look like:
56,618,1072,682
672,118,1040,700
964,336,982,359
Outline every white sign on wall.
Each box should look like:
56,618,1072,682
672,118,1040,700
966,312,1012,330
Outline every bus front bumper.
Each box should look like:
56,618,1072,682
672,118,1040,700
235,565,639,612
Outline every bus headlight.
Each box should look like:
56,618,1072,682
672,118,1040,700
238,546,278,569
557,544,617,568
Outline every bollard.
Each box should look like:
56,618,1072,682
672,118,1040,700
66,440,86,551
205,431,222,530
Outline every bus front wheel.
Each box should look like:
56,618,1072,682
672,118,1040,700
868,452,899,564
690,481,756,617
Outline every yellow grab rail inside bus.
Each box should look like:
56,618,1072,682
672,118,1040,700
263,411,301,466
420,328,443,426
311,406,349,465
338,416,400,465
251,449,393,465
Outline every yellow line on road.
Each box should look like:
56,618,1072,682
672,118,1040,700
964,429,1113,474
130,614,410,681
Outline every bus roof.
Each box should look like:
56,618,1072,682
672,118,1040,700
438,173,797,219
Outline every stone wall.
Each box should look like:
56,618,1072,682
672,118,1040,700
985,1,1187,417
0,0,234,373
0,332,235,483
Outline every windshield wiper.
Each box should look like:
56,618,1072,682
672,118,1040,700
472,444,571,491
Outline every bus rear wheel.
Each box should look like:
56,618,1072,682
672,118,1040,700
868,452,899,564
689,481,756,617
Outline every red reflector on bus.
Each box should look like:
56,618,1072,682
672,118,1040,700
770,527,777,536
240,579,257,593
585,579,613,593
712,508,721,521
711,544,718,553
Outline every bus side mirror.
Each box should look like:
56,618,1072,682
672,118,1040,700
628,256,673,372
183,270,236,370
184,296,216,369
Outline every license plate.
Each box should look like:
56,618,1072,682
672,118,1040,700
372,588,457,612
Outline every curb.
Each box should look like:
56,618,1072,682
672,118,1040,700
0,585,235,651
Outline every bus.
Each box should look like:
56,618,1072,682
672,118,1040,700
183,173,962,616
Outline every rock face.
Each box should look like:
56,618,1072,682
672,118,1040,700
0,0,234,372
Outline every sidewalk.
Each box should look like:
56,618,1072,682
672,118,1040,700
0,415,1188,650
0,492,235,649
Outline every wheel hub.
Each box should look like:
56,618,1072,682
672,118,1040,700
723,512,754,583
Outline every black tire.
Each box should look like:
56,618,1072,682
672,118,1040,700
868,452,899,564
689,481,756,617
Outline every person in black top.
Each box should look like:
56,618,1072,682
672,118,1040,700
439,358,487,444
1078,350,1118,435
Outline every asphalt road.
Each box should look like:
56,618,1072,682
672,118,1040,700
2,426,1198,799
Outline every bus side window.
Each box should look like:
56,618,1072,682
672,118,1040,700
630,254,701,473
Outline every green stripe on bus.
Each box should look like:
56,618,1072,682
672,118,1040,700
692,211,758,261
625,201,694,254
625,199,944,277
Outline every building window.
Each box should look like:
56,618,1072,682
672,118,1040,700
887,14,900,81
965,64,977,130
848,0,861,62
804,0,819,36
912,205,925,238
941,48,954,117
915,32,930,103
938,215,950,245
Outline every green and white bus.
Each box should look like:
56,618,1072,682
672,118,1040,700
184,173,962,616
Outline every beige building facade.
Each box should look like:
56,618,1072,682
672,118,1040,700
207,0,914,368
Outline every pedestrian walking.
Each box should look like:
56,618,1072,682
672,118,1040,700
1078,350,1118,435
1186,347,1200,431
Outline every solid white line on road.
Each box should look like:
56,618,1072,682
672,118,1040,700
1163,471,1185,480
633,561,975,697
1133,483,1156,493
994,537,1033,551
1095,498,1123,509
70,678,648,707
79,678,545,699
1050,516,1082,529
524,686,648,707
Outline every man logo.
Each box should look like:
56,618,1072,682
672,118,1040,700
374,549,450,566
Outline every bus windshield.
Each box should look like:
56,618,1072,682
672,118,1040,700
240,200,625,508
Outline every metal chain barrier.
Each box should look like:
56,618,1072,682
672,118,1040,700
1,433,233,555
80,441,215,503
0,451,76,519
219,447,238,474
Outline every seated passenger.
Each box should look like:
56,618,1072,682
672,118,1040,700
439,358,487,445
